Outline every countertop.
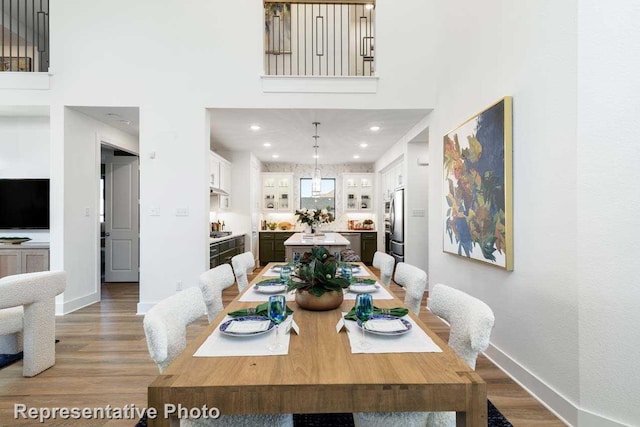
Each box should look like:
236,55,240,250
284,232,350,246
209,233,245,244
0,241,50,249
260,229,377,233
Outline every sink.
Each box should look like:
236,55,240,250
210,231,232,238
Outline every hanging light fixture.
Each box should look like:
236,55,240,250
311,122,322,198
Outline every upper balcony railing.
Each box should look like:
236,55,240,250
1,0,49,72
264,1,375,77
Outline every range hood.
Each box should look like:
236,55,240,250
209,184,229,196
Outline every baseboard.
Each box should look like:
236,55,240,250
578,408,630,427
137,302,156,315
57,291,100,315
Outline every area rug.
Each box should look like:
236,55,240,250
0,340,60,370
135,400,512,426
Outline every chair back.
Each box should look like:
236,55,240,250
393,262,427,315
428,284,495,369
372,251,395,287
231,251,255,292
143,287,205,373
198,263,235,323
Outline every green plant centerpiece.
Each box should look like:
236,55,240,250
287,246,350,311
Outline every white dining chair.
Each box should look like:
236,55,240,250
354,283,495,427
0,271,67,377
198,264,235,323
143,287,292,427
372,251,395,287
393,262,427,315
231,251,256,292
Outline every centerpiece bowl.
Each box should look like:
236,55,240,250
287,247,350,311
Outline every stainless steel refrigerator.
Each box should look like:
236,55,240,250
389,188,404,263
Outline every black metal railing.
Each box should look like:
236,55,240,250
1,0,49,72
264,2,375,76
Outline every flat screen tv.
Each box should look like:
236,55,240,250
0,179,50,229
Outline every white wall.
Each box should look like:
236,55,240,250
0,116,50,241
51,108,139,314
577,0,640,425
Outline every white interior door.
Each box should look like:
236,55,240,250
104,152,139,282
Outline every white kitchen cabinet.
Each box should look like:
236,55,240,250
382,160,404,202
262,173,293,212
343,173,375,212
210,151,231,195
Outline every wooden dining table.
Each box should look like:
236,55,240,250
147,262,487,426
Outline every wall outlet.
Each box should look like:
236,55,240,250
176,281,183,291
150,207,160,216
84,207,90,217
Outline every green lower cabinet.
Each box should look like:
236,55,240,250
259,232,293,264
210,235,246,269
360,232,377,265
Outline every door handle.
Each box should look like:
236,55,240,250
105,232,111,237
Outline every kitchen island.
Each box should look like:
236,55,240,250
284,232,350,261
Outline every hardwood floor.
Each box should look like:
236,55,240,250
0,275,566,426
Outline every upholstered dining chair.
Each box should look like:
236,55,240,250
143,287,293,427
372,251,395,287
231,251,256,292
393,262,427,315
0,271,67,377
353,283,495,427
198,264,235,323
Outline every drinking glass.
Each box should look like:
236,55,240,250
279,265,292,284
333,251,341,263
267,295,287,352
355,293,374,350
341,264,353,282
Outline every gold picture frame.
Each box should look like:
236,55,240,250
443,97,513,270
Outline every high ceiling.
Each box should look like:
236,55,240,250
0,106,431,165
209,108,430,164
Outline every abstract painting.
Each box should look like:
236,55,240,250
443,97,513,270
264,3,291,55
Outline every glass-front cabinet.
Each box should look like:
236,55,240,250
343,173,375,212
262,173,293,212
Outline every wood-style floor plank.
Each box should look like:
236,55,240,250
0,273,566,426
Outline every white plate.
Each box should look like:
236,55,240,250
254,282,287,294
219,316,275,336
348,283,379,293
357,315,412,336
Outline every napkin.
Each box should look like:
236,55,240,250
228,302,294,318
344,306,409,321
255,279,286,286
350,278,376,285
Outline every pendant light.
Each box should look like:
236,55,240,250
311,122,322,198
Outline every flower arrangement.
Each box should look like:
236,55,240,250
287,247,350,297
294,208,335,229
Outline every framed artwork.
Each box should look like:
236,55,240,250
264,3,291,55
0,57,32,72
443,97,513,270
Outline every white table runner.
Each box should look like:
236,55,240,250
194,316,292,357
342,313,442,354
343,282,394,300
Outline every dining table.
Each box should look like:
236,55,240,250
147,262,487,426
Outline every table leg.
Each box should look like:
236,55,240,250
456,372,487,427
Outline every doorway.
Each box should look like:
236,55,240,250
100,146,140,284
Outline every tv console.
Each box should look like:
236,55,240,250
0,242,49,279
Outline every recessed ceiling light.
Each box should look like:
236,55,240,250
272,154,279,158
360,143,368,148
106,113,122,118
370,126,380,132
365,4,374,10
118,119,132,125
353,154,360,159
263,142,272,147
250,125,261,131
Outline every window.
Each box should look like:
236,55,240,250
300,178,335,214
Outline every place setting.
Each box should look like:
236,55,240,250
343,278,394,300
239,266,296,302
194,296,298,357
339,294,443,354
